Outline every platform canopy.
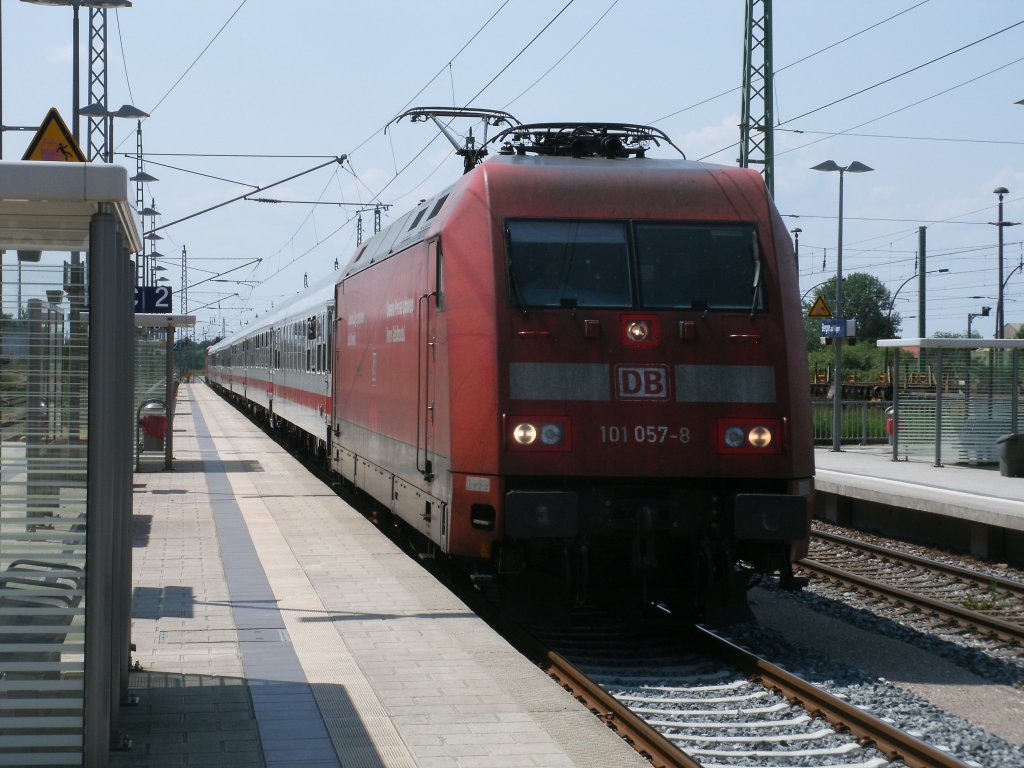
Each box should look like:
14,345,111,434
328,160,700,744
878,338,1024,349
0,160,141,253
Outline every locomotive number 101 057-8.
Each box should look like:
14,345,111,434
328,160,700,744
598,425,691,444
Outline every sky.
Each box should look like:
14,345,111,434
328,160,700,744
2,0,1023,340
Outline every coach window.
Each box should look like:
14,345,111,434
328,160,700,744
319,312,326,372
506,220,631,309
635,222,764,311
326,308,334,372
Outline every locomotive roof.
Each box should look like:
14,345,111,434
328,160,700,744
339,153,764,281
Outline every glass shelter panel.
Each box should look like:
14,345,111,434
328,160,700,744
1,255,89,763
893,345,1022,464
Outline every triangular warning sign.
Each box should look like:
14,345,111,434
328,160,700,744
23,108,86,162
808,295,832,318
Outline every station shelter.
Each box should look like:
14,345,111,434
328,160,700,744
878,338,1024,466
134,313,195,472
0,161,141,766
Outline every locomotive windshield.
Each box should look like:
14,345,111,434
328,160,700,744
636,222,762,310
506,219,764,310
506,220,631,308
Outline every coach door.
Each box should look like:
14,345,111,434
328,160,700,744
416,239,440,482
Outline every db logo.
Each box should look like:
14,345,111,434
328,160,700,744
615,365,670,400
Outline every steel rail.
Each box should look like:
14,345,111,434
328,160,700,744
813,529,1024,596
691,625,972,768
543,647,702,768
452,586,699,768
799,556,1024,646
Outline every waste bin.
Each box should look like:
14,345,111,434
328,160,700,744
140,402,167,452
885,406,895,445
996,434,1024,477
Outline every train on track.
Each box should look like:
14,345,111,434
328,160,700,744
207,111,815,616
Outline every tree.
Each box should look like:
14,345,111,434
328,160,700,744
802,272,897,351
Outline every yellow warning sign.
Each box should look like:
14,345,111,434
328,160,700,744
22,108,85,162
808,295,832,318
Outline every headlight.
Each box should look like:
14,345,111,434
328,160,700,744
513,423,537,445
718,419,783,454
509,417,570,450
540,423,563,445
626,320,649,342
621,314,658,345
724,426,746,448
748,426,772,448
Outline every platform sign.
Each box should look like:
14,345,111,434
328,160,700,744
22,108,86,162
135,285,173,313
820,319,847,338
807,295,832,318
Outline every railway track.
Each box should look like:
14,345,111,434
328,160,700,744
243,400,982,766
800,529,1024,654
460,590,970,768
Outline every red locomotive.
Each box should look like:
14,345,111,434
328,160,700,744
209,114,814,615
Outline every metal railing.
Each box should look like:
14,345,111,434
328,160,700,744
811,399,892,445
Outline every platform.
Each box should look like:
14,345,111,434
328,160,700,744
814,445,1024,561
115,382,648,768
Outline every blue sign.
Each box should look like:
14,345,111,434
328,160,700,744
820,319,847,338
134,285,172,313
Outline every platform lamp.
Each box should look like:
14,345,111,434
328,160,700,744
79,102,147,162
129,115,156,284
19,0,132,140
884,268,949,380
142,202,161,285
811,160,874,451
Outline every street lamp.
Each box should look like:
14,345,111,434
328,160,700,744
883,268,949,380
886,268,950,339
991,187,1019,339
1005,260,1024,290
968,306,991,339
801,280,829,302
790,227,802,270
811,159,874,451
20,0,132,141
78,102,148,162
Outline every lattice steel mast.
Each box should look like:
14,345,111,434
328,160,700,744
739,0,775,196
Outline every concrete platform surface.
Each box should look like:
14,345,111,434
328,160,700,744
113,382,649,768
814,446,1024,533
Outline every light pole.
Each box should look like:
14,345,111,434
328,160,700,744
883,268,948,380
78,102,147,162
801,280,829,303
790,227,802,270
991,187,1019,339
968,306,991,338
811,160,874,451
886,268,950,339
20,0,132,140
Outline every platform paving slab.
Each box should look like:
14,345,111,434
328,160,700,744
113,383,649,768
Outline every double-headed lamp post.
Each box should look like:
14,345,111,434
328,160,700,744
20,0,132,140
811,160,874,452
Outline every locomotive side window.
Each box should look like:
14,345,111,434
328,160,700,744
636,223,764,311
506,220,630,308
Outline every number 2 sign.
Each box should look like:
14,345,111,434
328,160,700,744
134,285,173,313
